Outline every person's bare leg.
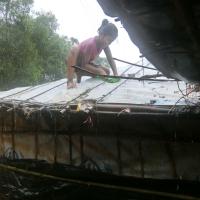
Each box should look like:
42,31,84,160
76,64,106,80
84,64,107,75
76,64,111,83
76,67,95,83
99,66,110,75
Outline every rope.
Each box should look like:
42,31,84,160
168,87,198,113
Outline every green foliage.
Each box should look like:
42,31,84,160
0,0,74,90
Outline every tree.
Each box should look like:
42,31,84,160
0,0,74,89
31,12,73,81
0,0,38,88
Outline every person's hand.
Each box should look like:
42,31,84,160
67,80,76,89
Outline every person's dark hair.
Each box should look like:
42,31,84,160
98,19,118,39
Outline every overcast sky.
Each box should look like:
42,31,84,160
33,0,141,64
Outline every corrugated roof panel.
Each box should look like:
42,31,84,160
100,80,190,105
0,65,199,106
0,87,30,99
32,78,104,104
82,66,140,101
6,79,67,101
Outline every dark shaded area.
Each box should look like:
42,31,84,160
1,102,200,199
97,0,200,82
0,158,200,200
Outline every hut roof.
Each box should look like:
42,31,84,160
0,65,199,107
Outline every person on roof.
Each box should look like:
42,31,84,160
66,19,118,89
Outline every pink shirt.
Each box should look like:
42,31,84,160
78,37,103,65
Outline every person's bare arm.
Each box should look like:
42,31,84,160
104,46,118,76
66,46,79,88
